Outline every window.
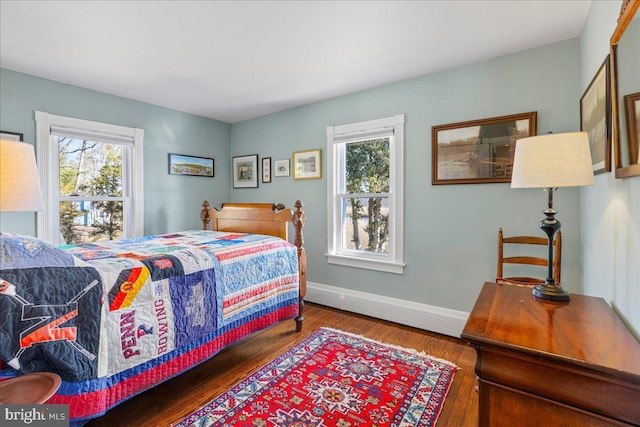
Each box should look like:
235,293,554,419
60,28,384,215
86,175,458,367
35,112,144,245
326,114,405,274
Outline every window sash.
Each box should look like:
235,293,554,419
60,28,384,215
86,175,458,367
57,137,129,198
326,114,405,274
337,192,390,198
58,199,127,243
59,196,129,202
337,194,394,256
338,194,391,255
36,111,144,245
54,136,132,242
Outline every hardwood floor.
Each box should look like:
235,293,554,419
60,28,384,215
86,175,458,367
86,302,478,426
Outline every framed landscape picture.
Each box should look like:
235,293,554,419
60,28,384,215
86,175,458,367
168,153,214,177
580,57,611,174
293,149,322,180
432,112,537,185
232,154,258,188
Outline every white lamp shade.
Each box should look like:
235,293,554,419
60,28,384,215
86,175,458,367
0,139,45,212
511,132,595,188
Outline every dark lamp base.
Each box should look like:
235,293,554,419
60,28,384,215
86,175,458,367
532,282,570,301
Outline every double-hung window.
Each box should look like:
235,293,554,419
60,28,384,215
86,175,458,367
35,112,144,245
326,114,405,274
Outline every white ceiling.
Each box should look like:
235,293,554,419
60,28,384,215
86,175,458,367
0,1,592,124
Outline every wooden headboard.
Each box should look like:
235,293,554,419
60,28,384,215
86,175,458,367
200,200,307,331
200,201,294,240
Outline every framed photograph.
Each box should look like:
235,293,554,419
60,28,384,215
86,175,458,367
432,112,537,185
293,149,322,180
262,157,272,183
274,159,290,177
168,153,214,177
580,56,611,174
624,92,640,165
0,130,24,142
232,154,259,188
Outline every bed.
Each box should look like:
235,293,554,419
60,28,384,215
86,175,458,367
0,201,306,426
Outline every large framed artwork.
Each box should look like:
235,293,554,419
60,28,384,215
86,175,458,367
431,112,537,185
580,56,611,174
168,153,214,177
232,154,259,188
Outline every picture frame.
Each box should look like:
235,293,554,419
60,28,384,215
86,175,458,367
168,153,214,177
274,159,290,177
0,130,24,142
432,112,537,185
293,149,322,180
624,92,640,165
262,157,272,183
580,56,611,174
232,154,259,188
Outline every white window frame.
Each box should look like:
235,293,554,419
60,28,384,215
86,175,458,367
35,111,144,244
326,114,405,274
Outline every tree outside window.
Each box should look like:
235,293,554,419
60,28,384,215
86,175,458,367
345,138,390,253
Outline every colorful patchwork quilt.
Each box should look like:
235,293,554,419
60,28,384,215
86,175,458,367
0,231,300,425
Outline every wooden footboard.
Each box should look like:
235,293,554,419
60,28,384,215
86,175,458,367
200,200,307,332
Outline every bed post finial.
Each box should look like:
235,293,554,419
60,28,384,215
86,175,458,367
293,200,305,249
201,200,211,230
292,200,306,332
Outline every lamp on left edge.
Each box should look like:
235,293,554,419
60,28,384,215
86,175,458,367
0,139,44,212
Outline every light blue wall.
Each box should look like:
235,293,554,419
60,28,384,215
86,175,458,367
230,38,582,312
0,68,231,236
2,7,635,334
580,0,640,338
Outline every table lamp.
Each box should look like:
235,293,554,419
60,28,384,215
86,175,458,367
0,139,44,213
511,132,594,301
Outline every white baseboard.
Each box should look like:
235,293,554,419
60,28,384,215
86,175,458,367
305,282,469,338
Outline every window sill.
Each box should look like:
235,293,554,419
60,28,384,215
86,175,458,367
326,253,405,274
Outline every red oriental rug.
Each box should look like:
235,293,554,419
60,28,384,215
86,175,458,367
175,327,458,427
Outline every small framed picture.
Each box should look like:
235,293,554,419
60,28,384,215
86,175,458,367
232,154,259,188
262,157,272,183
0,130,24,142
168,153,214,177
623,92,640,164
274,159,290,177
293,149,322,180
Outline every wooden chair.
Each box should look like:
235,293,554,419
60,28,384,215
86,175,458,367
496,227,561,285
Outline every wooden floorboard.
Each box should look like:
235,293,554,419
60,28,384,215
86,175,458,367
86,302,478,426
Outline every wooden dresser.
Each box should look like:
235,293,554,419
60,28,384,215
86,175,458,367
461,282,640,426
